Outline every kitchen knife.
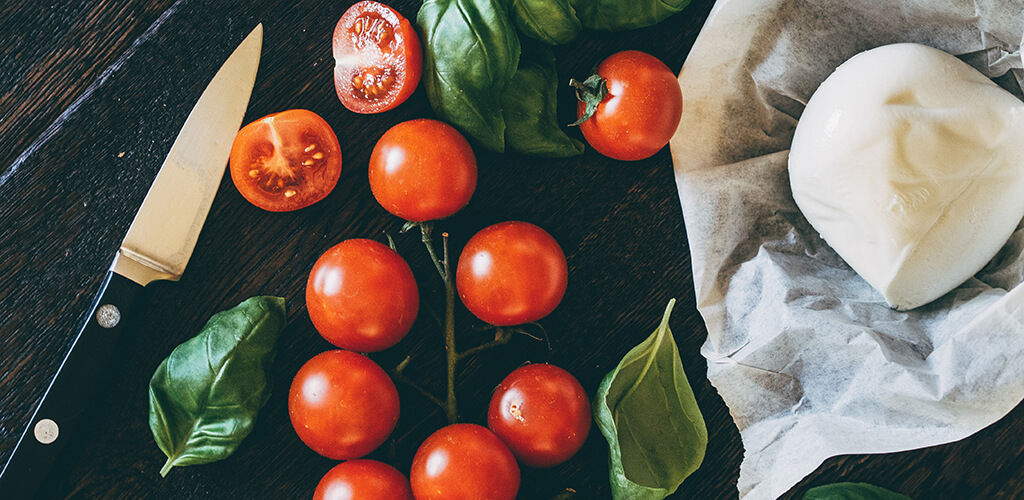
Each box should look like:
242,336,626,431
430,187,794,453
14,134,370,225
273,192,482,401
0,23,262,497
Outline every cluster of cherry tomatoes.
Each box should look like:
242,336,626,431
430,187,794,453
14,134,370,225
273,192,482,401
224,0,683,496
288,121,590,496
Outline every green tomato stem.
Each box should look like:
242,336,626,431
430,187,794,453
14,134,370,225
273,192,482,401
417,223,459,424
459,327,513,360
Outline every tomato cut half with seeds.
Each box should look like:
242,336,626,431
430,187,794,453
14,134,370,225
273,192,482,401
229,109,342,212
333,1,423,114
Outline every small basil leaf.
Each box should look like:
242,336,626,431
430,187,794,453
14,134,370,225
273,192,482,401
571,0,691,31
510,0,581,45
804,483,915,500
149,296,286,477
417,0,521,152
502,40,584,158
593,299,707,500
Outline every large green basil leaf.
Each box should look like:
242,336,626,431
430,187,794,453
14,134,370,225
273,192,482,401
510,0,581,45
593,299,707,499
149,296,286,476
804,483,914,500
417,0,521,152
571,0,691,31
502,40,584,158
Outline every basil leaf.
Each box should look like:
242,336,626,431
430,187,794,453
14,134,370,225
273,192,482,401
804,483,915,500
417,0,521,152
510,0,581,45
502,40,584,158
593,299,707,500
571,0,691,31
149,296,286,477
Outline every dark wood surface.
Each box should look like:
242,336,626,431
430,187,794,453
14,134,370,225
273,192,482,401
2,0,1023,498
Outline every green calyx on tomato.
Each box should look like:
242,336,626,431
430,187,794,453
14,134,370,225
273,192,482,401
568,72,609,126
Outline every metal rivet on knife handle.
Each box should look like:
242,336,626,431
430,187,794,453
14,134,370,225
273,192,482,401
33,419,59,444
95,304,120,329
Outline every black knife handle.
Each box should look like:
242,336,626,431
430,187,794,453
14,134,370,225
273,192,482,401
0,270,142,498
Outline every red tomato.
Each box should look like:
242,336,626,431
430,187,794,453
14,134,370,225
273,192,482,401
456,221,568,326
314,459,414,500
288,350,399,460
410,424,519,500
229,109,342,211
306,238,419,352
575,50,682,161
333,1,423,113
369,119,477,221
487,364,591,468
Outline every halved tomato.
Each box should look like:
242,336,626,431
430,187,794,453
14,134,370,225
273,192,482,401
333,1,423,114
229,109,342,212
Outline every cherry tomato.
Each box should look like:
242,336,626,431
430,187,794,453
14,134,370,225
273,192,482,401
229,109,342,211
369,119,477,222
574,50,682,161
314,459,414,500
288,350,399,460
333,1,423,113
487,364,591,468
410,424,519,500
306,238,419,352
456,221,568,326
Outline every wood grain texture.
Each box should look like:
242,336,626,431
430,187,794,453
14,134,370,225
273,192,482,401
1,0,1022,499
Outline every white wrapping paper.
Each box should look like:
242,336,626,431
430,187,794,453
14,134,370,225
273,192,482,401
669,1,1024,498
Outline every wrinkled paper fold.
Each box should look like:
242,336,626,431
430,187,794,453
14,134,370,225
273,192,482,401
669,0,1024,498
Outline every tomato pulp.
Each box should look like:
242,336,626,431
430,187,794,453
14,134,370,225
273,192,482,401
333,1,423,113
229,109,342,211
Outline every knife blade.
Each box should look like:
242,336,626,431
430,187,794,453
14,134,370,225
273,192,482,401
0,23,262,497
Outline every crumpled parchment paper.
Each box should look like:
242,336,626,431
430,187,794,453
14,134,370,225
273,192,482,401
668,0,1024,498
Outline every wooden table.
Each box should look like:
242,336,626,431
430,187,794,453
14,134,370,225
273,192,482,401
2,0,1022,498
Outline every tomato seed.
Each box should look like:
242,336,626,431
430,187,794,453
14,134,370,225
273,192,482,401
284,189,296,198
248,169,259,178
303,160,315,166
312,152,324,160
304,144,317,153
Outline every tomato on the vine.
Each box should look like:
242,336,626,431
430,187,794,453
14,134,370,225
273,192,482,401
487,363,591,468
229,109,342,211
333,0,422,113
572,50,683,161
306,238,419,352
288,350,399,460
314,459,413,500
456,221,568,326
410,424,520,500
369,119,477,221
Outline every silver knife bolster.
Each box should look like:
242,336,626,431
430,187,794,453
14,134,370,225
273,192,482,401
111,249,180,286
